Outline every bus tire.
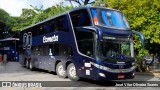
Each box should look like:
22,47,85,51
29,60,34,71
25,59,29,69
67,63,79,81
56,62,67,78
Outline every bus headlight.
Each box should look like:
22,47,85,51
132,62,135,65
133,72,135,76
99,73,106,77
90,62,111,71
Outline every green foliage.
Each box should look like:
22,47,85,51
13,3,72,31
70,0,96,6
44,5,72,18
1,0,160,57
94,0,160,56
21,8,37,19
12,17,32,31
0,3,72,38
0,8,17,38
0,8,10,28
32,13,48,24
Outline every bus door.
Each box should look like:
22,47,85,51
74,28,97,79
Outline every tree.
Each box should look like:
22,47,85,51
12,3,72,31
94,0,160,56
66,0,96,6
1,3,72,38
32,13,48,24
21,8,37,19
12,16,29,31
0,8,9,30
0,8,17,39
13,5,43,31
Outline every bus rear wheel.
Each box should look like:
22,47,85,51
56,62,67,78
67,63,79,81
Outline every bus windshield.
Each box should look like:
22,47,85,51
90,8,130,29
98,37,133,61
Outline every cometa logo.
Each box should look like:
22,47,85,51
43,35,58,43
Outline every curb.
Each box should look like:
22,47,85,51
136,72,160,77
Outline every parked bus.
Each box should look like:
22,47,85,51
19,7,144,81
0,38,19,62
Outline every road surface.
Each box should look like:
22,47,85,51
0,62,160,90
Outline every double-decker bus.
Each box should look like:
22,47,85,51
0,38,19,62
19,7,144,81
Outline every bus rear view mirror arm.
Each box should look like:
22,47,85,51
132,30,145,46
83,26,98,33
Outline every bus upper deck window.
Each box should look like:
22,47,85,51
70,9,91,27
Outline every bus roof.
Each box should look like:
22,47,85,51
70,6,120,12
0,38,19,42
21,6,120,31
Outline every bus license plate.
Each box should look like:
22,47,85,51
118,75,124,79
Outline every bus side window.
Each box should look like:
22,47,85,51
38,25,46,35
39,45,48,56
50,20,57,32
49,44,54,56
62,16,69,32
78,40,93,58
56,15,69,32
53,44,59,56
32,46,40,55
32,27,38,36
55,44,72,57
45,16,69,33
70,9,91,27
56,17,63,31
45,24,51,34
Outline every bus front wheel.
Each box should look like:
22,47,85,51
67,63,79,81
56,62,67,78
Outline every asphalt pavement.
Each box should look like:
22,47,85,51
0,62,160,90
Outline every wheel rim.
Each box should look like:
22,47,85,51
69,66,76,78
29,62,32,69
26,61,28,67
58,65,65,75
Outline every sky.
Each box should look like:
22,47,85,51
0,0,73,16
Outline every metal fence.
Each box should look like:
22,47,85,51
136,56,160,72
149,57,160,71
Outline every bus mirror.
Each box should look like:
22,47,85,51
132,30,145,46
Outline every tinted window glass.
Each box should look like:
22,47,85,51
90,8,130,29
78,40,94,58
32,27,38,36
45,24,51,33
39,45,48,55
74,28,95,58
52,44,73,56
38,25,46,35
70,9,91,27
50,20,57,32
50,15,69,32
32,46,40,55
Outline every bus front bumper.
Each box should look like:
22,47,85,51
97,70,135,81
